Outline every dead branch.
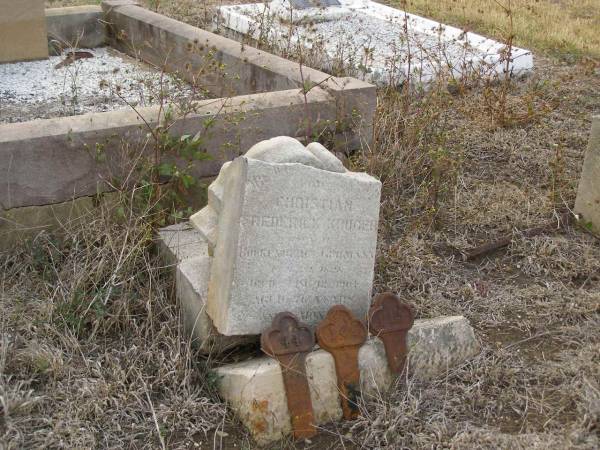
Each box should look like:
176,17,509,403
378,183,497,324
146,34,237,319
461,210,574,261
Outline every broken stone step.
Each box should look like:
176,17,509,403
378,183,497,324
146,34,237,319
157,223,255,352
215,315,480,445
189,205,218,254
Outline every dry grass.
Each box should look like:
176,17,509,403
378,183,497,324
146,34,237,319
0,201,232,448
389,0,600,59
7,1,600,449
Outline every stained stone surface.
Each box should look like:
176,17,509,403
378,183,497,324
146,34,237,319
575,116,600,235
206,150,381,335
286,0,341,8
216,315,480,445
0,0,48,63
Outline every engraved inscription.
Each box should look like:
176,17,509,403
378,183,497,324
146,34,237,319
241,213,378,233
211,155,381,335
239,247,311,259
276,196,353,212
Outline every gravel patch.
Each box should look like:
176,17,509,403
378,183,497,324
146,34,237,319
0,47,199,123
219,2,532,85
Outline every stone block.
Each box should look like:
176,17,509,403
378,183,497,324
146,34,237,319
157,222,209,267
0,0,48,63
215,315,480,445
575,116,600,235
206,149,381,335
157,222,256,352
0,197,92,251
189,206,219,255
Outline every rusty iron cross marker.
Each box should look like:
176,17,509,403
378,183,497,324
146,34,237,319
261,312,317,439
316,305,367,420
368,293,415,375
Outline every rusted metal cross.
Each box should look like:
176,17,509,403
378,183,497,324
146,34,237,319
261,312,317,439
316,305,367,420
368,292,415,375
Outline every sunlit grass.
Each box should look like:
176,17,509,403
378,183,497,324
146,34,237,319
389,0,600,59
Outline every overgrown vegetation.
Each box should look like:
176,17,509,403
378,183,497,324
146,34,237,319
3,0,598,448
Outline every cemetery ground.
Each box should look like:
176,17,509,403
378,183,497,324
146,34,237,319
1,1,599,448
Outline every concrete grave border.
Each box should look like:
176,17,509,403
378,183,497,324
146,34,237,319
1,1,375,248
217,0,534,86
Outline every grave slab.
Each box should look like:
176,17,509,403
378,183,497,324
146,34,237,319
206,150,381,335
0,0,48,63
575,116,600,236
215,315,480,445
217,0,534,86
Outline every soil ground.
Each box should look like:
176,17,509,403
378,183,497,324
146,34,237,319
0,1,598,449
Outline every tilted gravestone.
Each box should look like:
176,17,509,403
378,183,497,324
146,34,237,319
575,116,600,235
191,136,381,336
0,0,49,63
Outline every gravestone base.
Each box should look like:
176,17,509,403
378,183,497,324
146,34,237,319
216,316,480,445
157,223,258,353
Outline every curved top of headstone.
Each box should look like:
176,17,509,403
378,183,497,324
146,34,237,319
245,136,345,173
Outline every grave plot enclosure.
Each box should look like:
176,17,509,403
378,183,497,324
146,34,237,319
0,0,374,246
218,0,534,86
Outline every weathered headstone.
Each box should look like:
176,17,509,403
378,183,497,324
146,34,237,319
0,0,49,63
195,136,381,336
575,116,600,236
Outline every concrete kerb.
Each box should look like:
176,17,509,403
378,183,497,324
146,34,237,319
2,2,374,229
45,5,106,52
0,87,336,210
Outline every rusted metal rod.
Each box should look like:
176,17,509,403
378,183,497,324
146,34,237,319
368,292,415,375
261,312,317,439
316,305,367,420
